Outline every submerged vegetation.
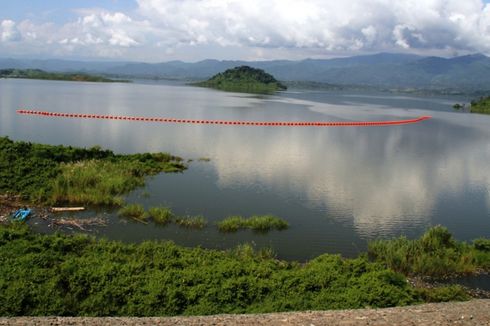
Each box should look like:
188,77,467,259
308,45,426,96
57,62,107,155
0,68,127,83
148,206,174,225
118,204,148,221
174,215,207,229
369,226,490,277
218,215,289,232
0,137,186,205
193,66,287,94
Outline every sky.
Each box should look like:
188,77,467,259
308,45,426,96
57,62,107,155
1,0,490,62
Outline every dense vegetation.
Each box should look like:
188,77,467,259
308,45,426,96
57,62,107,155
0,69,126,83
1,224,473,317
469,96,490,114
218,215,289,232
193,66,287,94
369,226,490,277
0,137,185,205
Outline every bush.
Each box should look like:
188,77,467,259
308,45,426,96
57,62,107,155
416,285,469,302
368,226,489,277
473,238,490,252
0,224,419,316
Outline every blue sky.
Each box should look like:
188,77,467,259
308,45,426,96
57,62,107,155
1,0,490,62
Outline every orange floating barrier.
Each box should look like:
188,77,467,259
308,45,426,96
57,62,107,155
16,109,432,128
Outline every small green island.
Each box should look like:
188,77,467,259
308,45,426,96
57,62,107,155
469,96,490,114
0,68,127,83
193,66,287,94
453,96,490,114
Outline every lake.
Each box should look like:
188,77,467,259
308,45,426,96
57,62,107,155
1,78,490,261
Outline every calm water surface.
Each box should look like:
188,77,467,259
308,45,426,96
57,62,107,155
1,79,490,261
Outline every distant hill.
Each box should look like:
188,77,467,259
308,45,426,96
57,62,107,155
1,53,490,92
193,66,287,94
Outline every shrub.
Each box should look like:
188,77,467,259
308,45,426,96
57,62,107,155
368,226,489,277
0,224,420,316
416,285,469,302
473,238,490,252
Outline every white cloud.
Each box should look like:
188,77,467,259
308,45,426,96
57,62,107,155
1,0,490,60
1,20,21,42
135,0,490,54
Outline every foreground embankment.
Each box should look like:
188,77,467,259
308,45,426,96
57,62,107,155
1,300,489,325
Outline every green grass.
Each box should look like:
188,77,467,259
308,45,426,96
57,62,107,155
0,137,186,205
117,204,147,221
174,215,207,229
0,224,426,316
218,215,289,232
470,96,490,114
368,226,490,277
217,216,246,232
51,160,145,206
148,206,173,225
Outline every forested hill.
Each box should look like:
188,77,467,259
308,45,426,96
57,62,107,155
193,66,287,94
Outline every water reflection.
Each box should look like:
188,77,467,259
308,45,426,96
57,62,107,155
1,79,490,258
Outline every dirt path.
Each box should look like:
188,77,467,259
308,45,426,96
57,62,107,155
2,299,490,325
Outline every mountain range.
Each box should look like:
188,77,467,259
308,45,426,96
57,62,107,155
1,53,489,91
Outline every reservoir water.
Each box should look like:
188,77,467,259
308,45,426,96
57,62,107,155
1,78,490,261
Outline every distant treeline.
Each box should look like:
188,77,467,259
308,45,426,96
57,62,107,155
0,68,128,83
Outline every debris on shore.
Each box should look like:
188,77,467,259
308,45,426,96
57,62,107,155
49,217,107,231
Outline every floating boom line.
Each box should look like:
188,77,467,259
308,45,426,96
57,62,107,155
17,109,432,127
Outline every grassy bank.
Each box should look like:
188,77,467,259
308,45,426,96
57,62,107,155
369,226,490,277
0,223,448,317
218,215,288,232
0,137,186,205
